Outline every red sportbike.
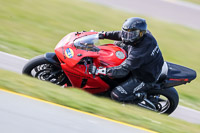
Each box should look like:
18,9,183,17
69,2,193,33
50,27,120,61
23,31,196,114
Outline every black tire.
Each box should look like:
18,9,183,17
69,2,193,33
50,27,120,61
22,55,49,75
22,55,70,86
147,87,179,115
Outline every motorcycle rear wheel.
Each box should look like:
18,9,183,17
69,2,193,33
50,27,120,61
22,55,69,86
137,87,179,115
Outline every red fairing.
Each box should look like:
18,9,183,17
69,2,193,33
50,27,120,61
98,44,126,67
54,32,126,94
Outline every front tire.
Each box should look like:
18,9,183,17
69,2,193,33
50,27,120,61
22,55,69,86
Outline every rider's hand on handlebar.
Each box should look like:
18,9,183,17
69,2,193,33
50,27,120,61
89,65,107,75
98,31,105,39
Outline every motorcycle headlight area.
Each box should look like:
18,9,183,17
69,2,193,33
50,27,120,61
116,51,125,59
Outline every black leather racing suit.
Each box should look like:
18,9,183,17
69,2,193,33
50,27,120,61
104,31,164,102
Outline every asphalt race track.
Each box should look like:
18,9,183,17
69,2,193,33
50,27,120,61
84,0,200,30
0,89,152,133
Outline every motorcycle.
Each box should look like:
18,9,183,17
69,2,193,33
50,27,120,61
22,31,196,115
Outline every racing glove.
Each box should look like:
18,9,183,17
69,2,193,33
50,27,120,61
98,31,105,39
89,65,107,75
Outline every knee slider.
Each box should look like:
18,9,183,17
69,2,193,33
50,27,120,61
111,92,120,101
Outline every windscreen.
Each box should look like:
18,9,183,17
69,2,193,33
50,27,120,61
74,34,100,51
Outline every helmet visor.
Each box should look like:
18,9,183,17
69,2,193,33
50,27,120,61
121,29,140,42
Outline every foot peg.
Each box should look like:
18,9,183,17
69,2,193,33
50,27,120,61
135,92,146,100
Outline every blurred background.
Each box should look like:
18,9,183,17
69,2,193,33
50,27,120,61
0,0,200,132
0,0,199,109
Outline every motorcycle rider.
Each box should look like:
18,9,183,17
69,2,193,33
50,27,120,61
89,17,164,102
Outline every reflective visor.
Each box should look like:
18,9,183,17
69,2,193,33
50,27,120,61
121,29,140,42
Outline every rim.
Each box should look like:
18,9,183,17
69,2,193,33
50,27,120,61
137,94,171,113
149,94,170,113
30,63,66,85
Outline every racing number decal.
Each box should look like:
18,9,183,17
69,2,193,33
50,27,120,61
65,48,74,58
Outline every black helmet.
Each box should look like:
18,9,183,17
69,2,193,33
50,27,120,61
122,17,147,43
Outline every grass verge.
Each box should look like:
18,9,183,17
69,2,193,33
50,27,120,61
0,70,200,133
0,0,199,110
183,0,200,5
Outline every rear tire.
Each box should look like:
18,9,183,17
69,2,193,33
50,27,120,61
147,87,179,115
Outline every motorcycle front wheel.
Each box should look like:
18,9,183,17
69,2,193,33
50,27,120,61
22,55,70,86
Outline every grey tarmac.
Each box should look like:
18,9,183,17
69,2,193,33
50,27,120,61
84,0,200,30
0,89,151,133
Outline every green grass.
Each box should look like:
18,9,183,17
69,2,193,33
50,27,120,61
0,0,200,111
183,0,200,4
0,70,200,133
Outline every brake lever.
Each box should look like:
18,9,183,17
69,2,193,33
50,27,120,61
88,58,96,78
88,63,96,78
84,60,87,74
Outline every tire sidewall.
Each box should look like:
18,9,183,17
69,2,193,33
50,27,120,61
22,55,50,75
147,87,179,115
